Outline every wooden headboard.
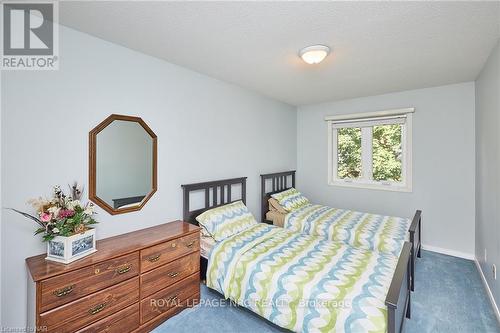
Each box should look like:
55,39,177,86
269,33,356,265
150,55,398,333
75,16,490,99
260,170,296,222
181,177,247,225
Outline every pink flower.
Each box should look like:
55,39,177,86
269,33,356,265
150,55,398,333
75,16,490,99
58,209,75,218
40,213,52,222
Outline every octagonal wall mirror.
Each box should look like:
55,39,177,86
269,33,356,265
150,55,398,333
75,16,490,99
89,114,157,215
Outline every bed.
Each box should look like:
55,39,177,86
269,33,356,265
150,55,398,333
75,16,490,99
260,171,421,292
182,177,412,333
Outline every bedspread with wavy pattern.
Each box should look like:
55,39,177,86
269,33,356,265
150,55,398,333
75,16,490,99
206,224,398,333
285,205,411,257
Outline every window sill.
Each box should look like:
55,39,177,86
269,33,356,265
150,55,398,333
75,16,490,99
328,181,412,193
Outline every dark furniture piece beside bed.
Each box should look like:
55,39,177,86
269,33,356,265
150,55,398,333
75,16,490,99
112,195,146,209
181,177,247,280
260,170,422,292
183,175,411,333
26,221,200,333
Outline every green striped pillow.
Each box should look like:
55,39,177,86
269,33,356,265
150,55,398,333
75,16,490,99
196,201,257,241
271,188,310,212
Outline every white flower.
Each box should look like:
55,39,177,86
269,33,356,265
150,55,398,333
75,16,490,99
48,206,61,218
84,204,95,215
52,228,60,233
67,200,81,210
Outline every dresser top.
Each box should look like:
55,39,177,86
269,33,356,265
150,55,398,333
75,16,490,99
26,220,200,282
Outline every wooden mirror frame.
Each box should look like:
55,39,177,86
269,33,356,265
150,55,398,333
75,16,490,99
89,114,157,215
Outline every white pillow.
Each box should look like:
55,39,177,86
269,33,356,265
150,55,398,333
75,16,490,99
271,188,310,212
196,201,257,241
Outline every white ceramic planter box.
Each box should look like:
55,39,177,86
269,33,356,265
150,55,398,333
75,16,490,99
46,228,97,264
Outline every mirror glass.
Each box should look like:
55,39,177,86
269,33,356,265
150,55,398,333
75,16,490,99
90,115,157,215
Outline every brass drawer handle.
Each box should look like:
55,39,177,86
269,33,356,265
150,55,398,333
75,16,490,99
168,271,179,278
88,302,106,315
147,254,161,262
53,285,74,297
186,241,195,248
115,264,131,275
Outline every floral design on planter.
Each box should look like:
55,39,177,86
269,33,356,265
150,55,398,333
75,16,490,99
49,241,64,257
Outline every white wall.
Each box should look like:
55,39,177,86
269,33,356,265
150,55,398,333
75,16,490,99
475,39,500,308
0,26,296,328
0,70,3,326
297,82,476,257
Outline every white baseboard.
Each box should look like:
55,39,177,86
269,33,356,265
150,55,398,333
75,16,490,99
421,244,475,260
475,259,500,324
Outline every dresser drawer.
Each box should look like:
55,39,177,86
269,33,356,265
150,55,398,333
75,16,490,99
39,277,139,333
140,273,199,324
76,303,140,333
140,233,199,272
40,252,139,312
141,251,200,298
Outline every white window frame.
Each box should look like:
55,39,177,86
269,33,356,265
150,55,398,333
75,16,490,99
326,108,414,192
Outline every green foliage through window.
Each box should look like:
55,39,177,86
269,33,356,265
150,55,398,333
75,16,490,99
372,124,402,182
337,127,362,179
336,124,403,182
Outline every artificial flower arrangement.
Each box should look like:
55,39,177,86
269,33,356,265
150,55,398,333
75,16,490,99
10,183,98,263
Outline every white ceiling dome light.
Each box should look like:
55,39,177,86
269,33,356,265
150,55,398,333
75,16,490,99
299,45,331,64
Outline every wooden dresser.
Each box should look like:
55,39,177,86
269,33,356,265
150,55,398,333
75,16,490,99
26,221,200,333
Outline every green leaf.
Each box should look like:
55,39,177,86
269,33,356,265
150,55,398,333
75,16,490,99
34,228,46,235
42,234,55,242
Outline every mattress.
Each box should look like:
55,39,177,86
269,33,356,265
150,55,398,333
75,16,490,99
200,235,217,259
285,204,411,257
265,210,286,227
207,223,398,333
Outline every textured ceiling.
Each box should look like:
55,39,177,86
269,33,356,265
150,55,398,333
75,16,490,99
59,1,500,106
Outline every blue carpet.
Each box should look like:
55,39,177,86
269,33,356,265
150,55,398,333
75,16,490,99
153,251,500,333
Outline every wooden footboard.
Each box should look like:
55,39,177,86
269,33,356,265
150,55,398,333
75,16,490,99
385,241,412,333
408,210,422,291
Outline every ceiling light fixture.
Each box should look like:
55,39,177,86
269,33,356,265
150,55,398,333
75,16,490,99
299,45,330,64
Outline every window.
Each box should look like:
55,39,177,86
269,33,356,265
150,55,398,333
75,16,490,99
326,108,413,192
